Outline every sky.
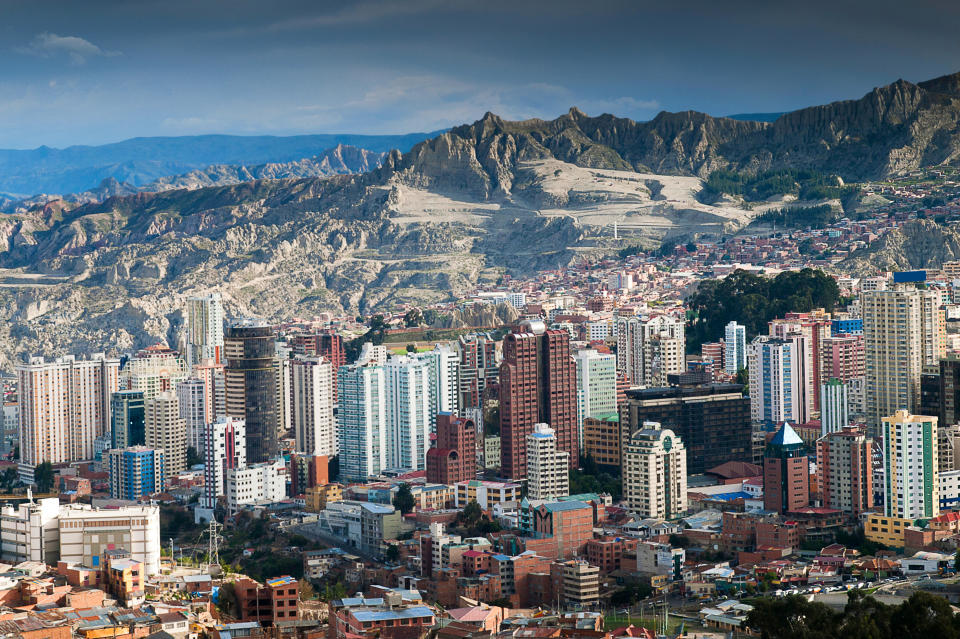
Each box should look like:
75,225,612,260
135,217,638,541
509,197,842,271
0,0,958,148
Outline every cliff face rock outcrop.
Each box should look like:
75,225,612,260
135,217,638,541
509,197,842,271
841,219,960,274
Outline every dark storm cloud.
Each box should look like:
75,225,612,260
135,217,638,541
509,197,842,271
0,0,957,147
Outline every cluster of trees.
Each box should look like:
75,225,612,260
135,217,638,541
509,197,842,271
703,169,857,203
344,314,389,362
755,204,839,229
455,500,502,536
748,590,960,639
686,269,840,353
570,455,622,499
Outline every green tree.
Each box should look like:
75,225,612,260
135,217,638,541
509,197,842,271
746,595,838,638
459,500,483,528
404,308,424,328
298,579,316,600
0,467,20,492
392,483,415,514
685,241,698,253
217,581,239,617
34,461,55,493
186,446,203,467
385,544,400,562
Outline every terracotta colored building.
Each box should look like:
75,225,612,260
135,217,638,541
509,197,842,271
531,501,594,559
235,575,299,625
426,412,477,484
291,454,329,497
499,322,577,479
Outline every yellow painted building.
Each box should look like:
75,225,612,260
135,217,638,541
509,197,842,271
865,513,916,548
306,483,343,512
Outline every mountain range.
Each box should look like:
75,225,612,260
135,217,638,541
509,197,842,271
0,131,439,197
1,71,960,368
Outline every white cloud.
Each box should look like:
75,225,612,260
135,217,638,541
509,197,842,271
17,32,120,65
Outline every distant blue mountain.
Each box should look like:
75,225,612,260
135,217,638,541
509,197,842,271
725,112,786,123
0,131,442,196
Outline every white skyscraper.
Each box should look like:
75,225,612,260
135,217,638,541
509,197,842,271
186,293,225,367
275,342,294,437
202,416,246,510
616,315,686,387
820,378,849,436
338,362,388,482
145,391,187,483
17,354,120,480
883,410,939,520
574,349,617,448
292,356,337,456
526,423,570,501
748,336,801,424
384,356,432,471
176,378,207,453
724,321,747,375
418,345,460,431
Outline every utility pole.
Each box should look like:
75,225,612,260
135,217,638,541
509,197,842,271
206,517,223,572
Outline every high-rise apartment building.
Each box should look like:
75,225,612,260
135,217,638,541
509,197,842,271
122,343,188,401
193,359,226,421
748,337,803,424
763,422,809,514
820,378,849,436
765,321,816,420
724,321,746,375
225,320,278,464
883,410,939,519
17,354,120,478
821,334,865,415
574,349,617,448
275,342,294,438
816,427,873,515
700,341,725,380
292,330,345,401
185,293,224,367
426,412,477,485
110,390,145,449
108,447,165,501
176,378,207,453
384,355,432,471
202,416,246,510
616,315,685,388
338,363,387,482
457,333,499,409
864,287,944,430
526,423,570,501
939,356,960,427
622,422,687,518
620,383,751,475
499,321,577,479
145,391,186,483
291,356,336,457
420,344,460,430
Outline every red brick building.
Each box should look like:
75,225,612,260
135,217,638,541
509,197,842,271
586,536,638,573
499,322,577,478
426,413,477,484
235,576,299,625
531,501,593,559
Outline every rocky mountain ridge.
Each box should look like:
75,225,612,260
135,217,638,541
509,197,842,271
2,71,960,368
